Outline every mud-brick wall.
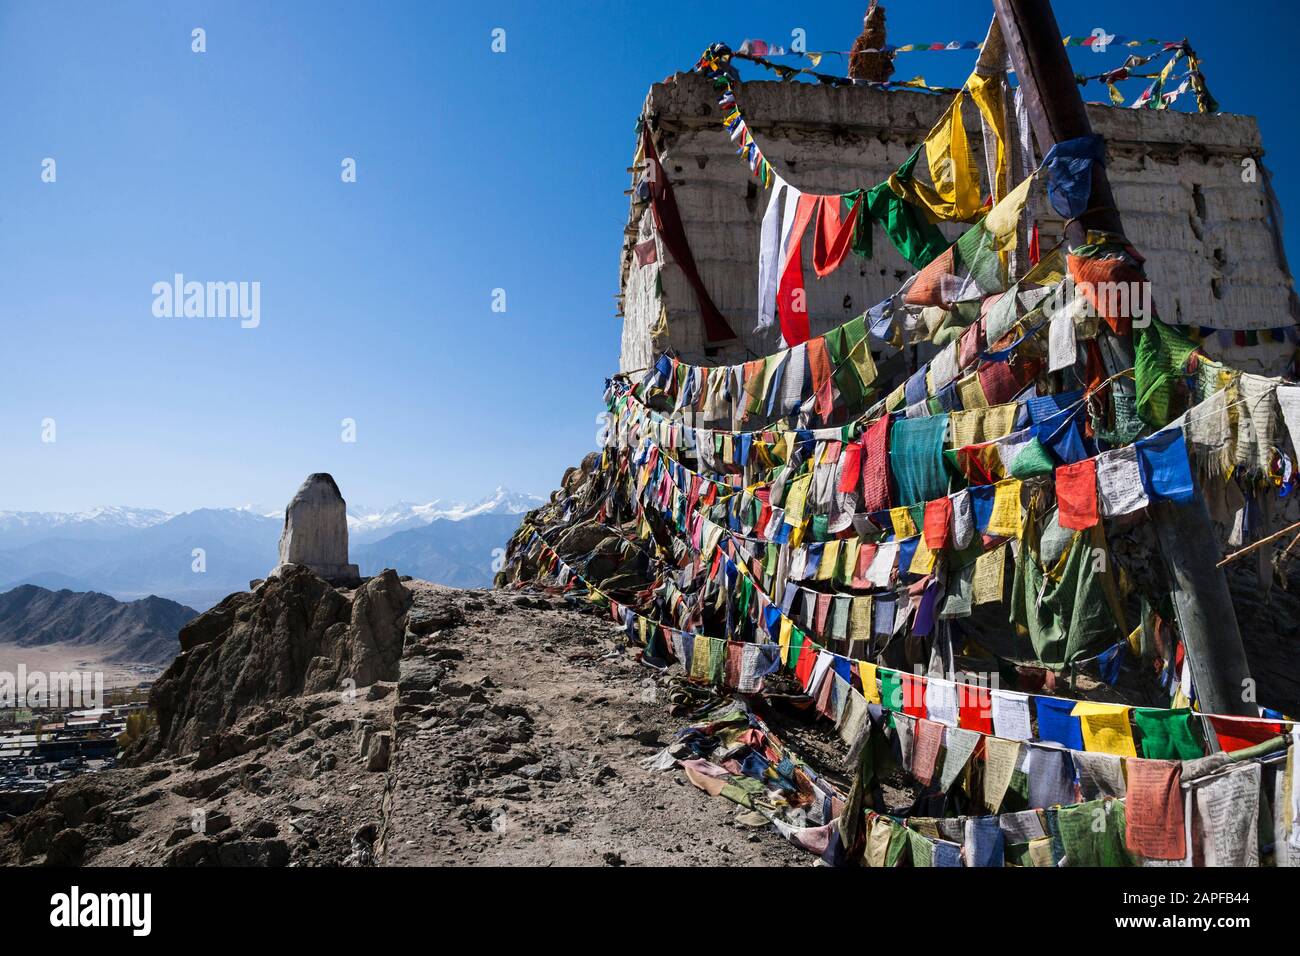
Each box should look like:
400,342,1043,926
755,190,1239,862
619,72,1297,376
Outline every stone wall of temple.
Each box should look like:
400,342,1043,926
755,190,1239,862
619,72,1297,376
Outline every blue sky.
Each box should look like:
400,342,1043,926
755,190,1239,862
1,0,1295,513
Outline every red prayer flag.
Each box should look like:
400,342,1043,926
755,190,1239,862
1056,458,1099,530
813,195,861,277
838,437,864,494
861,414,892,511
1207,715,1283,753
923,496,953,550
958,683,993,735
776,194,819,346
795,640,816,687
1125,758,1186,861
806,337,834,420
900,673,927,719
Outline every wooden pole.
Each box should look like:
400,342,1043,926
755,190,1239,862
992,0,1256,716
1216,517,1300,568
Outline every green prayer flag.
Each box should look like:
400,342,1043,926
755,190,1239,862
1010,523,1122,667
879,670,904,713
1134,319,1199,427
1134,707,1204,760
909,830,935,867
856,147,951,270
953,219,1007,296
825,320,866,411
1010,438,1055,478
1056,799,1134,867
885,821,910,867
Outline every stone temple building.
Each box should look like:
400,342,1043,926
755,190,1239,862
619,72,1298,378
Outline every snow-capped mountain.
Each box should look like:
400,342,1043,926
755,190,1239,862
0,505,173,532
0,488,542,609
346,487,543,543
0,507,175,547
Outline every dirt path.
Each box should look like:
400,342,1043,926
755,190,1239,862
379,581,808,866
1,579,810,867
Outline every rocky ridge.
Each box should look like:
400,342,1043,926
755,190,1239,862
0,569,806,867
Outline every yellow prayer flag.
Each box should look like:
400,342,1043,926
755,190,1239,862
849,334,878,390
1071,701,1137,757
784,474,812,527
910,535,938,575
966,71,1009,204
972,544,1007,605
1126,622,1143,659
986,478,1023,538
779,616,793,666
895,92,983,223
838,541,860,586
816,539,841,581
849,595,873,644
983,171,1037,253
951,403,1018,447
1022,248,1066,287
859,661,881,704
1026,837,1055,868
890,506,918,538
957,373,988,410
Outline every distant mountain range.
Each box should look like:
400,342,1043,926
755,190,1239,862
346,488,545,543
353,512,524,587
0,487,542,610
0,585,198,665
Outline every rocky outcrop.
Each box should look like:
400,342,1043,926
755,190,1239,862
129,565,411,762
496,451,657,600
